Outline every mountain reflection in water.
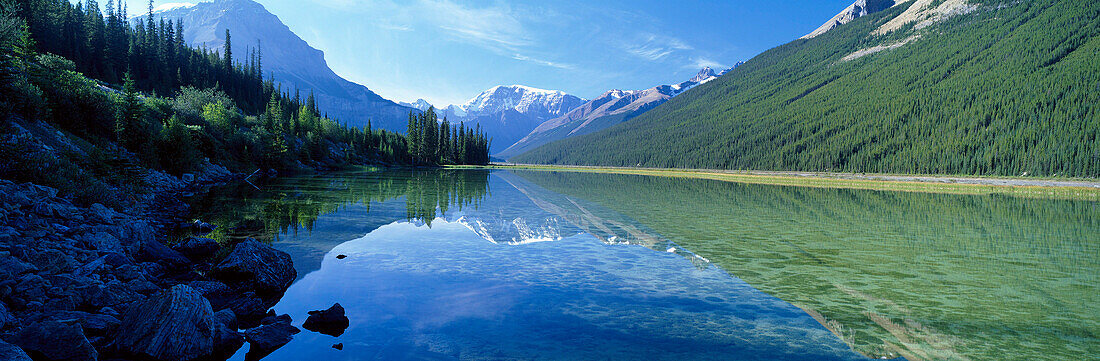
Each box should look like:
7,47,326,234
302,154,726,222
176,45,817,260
186,168,1096,361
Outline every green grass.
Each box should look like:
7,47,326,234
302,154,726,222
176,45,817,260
462,164,1100,201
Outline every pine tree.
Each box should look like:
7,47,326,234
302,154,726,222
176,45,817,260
223,28,231,73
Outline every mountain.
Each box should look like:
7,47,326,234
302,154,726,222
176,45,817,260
511,0,1100,178
148,0,417,131
497,67,725,159
399,99,434,112
413,85,581,154
801,0,899,39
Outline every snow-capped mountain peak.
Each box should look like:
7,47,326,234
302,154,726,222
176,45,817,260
689,67,717,83
399,99,435,112
461,85,585,117
152,2,197,13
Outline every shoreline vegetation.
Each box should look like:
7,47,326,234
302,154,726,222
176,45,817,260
474,163,1100,200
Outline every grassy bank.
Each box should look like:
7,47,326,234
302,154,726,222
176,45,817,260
451,164,1100,201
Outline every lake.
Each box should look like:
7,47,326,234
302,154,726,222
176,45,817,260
185,168,1099,361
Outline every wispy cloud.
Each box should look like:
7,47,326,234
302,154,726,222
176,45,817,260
511,54,574,70
623,33,693,61
377,22,413,32
422,0,532,50
688,57,724,70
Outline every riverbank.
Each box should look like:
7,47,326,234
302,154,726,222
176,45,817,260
0,165,301,360
471,164,1100,200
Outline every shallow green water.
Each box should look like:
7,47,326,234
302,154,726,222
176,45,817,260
187,169,1099,361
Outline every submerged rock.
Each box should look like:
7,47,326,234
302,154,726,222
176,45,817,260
0,340,32,361
113,285,215,361
243,318,300,361
12,321,98,361
213,239,295,295
303,303,350,337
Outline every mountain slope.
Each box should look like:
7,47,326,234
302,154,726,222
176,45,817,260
512,0,1100,178
801,0,900,39
151,0,416,131
431,85,586,153
498,67,725,159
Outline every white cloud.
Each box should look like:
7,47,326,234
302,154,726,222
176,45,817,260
511,54,574,70
422,0,532,51
623,33,693,61
688,57,724,70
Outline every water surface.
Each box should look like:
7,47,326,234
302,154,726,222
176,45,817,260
187,169,1098,361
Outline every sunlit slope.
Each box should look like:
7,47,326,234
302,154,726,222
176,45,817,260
513,170,1099,361
513,0,1100,177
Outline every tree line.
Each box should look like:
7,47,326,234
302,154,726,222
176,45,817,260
406,107,490,166
0,0,487,205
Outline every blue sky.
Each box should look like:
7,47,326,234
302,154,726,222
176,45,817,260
133,0,851,106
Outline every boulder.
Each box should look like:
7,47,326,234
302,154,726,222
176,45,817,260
83,232,124,255
212,309,244,358
137,239,189,266
243,319,299,361
303,303,350,337
114,285,215,361
0,300,14,328
260,312,292,326
0,340,32,361
173,237,220,260
12,321,98,361
45,310,120,337
213,239,295,295
88,203,116,223
187,281,230,297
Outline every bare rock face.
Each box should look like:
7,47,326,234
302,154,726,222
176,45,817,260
213,239,296,295
113,285,215,361
12,321,98,361
802,0,899,39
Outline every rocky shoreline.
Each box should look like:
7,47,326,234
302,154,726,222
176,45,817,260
0,167,302,360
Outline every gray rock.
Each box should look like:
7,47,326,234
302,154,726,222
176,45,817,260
213,239,295,295
173,237,220,260
303,303,350,337
0,254,37,280
0,340,32,361
45,310,121,336
243,319,299,361
187,281,230,296
84,232,124,254
0,301,13,328
114,285,215,361
88,203,116,223
212,309,244,357
137,239,189,266
12,321,98,361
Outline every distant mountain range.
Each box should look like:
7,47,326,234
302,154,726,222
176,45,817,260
511,0,1100,177
147,0,417,131
397,86,587,153
498,66,735,159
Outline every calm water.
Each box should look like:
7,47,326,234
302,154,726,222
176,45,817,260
186,169,1099,361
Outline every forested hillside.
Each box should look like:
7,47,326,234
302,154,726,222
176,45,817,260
0,0,487,205
513,0,1100,178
